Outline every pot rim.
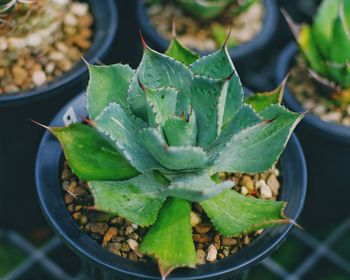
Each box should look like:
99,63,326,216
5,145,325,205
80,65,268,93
35,93,307,280
276,42,350,143
0,0,118,107
136,0,279,60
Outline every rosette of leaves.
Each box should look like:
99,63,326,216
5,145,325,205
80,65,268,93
48,33,303,279
146,0,260,20
283,0,350,101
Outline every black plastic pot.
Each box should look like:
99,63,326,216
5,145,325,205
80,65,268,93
35,93,307,280
0,0,118,230
137,0,279,84
276,43,350,225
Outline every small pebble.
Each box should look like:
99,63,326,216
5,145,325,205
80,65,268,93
206,244,217,262
32,71,46,86
190,211,202,227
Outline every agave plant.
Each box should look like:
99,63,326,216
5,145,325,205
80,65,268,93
283,0,350,101
147,0,260,21
47,32,302,279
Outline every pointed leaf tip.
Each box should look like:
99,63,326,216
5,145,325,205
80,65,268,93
31,119,50,130
82,118,96,127
172,17,177,37
139,30,148,49
281,8,301,39
222,26,233,49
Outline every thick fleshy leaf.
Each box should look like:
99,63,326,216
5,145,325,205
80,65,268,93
144,87,178,127
165,37,199,65
212,105,303,173
190,47,243,125
128,46,193,120
86,64,134,119
330,16,350,64
163,113,197,146
140,198,197,278
141,128,209,171
200,189,290,236
298,25,327,76
165,172,233,202
177,0,230,20
208,104,261,158
190,75,229,147
88,173,167,226
95,103,162,172
312,0,341,57
51,123,138,181
245,82,284,113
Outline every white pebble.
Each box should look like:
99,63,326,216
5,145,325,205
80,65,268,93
32,71,47,86
0,38,8,51
71,3,88,16
256,180,272,199
27,33,42,47
206,244,217,262
321,111,342,123
64,14,78,26
131,223,138,230
127,239,139,251
50,51,65,61
240,186,248,196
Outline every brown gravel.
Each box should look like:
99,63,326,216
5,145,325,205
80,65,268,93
0,1,93,95
289,55,350,126
62,161,281,265
146,1,264,51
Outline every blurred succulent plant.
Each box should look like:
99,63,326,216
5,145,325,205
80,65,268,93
0,0,36,14
284,0,350,101
47,31,302,278
147,0,260,20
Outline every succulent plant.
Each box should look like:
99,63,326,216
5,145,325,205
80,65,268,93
47,32,302,279
284,0,350,101
147,0,260,21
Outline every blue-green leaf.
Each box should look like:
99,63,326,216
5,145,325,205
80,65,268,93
87,64,134,119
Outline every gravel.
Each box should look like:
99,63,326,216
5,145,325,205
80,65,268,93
61,160,281,265
289,55,350,126
0,0,93,95
146,1,264,51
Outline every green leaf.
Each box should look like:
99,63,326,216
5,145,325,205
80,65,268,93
163,113,197,147
208,104,262,158
51,123,138,181
190,47,244,125
165,37,199,66
166,172,233,202
144,87,178,127
177,0,231,20
140,198,197,278
200,189,290,236
191,75,228,147
86,64,134,119
212,105,303,173
298,24,327,76
245,82,284,113
312,0,341,57
128,46,193,121
95,103,162,172
141,128,209,171
330,16,350,64
89,173,167,227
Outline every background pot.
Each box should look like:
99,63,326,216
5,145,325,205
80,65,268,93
35,93,307,280
0,0,118,230
136,0,279,86
276,43,350,225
